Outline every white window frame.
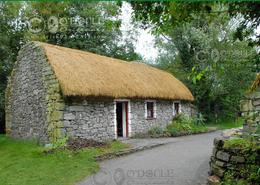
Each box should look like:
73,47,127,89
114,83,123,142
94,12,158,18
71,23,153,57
144,100,157,119
173,101,181,116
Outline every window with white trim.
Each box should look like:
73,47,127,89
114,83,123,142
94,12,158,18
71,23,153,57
145,100,156,119
173,101,181,116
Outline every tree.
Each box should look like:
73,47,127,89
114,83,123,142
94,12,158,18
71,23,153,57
0,2,26,133
132,2,258,120
228,2,260,46
24,1,141,60
132,1,214,34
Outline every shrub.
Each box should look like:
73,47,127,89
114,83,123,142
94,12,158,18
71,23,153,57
223,137,258,152
166,113,209,136
223,171,251,185
145,113,210,138
194,113,206,126
222,160,260,185
174,113,194,125
167,127,179,137
148,126,165,138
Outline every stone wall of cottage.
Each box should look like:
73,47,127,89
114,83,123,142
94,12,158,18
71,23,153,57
5,42,65,143
61,99,194,140
130,101,194,136
181,102,197,117
62,98,115,141
130,100,173,135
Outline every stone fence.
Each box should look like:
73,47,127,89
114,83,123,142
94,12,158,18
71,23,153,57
240,91,260,135
207,137,257,185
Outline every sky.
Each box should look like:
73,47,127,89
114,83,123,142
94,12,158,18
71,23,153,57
119,2,158,62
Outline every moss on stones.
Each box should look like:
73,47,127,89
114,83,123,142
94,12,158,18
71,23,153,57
37,44,66,144
5,42,66,144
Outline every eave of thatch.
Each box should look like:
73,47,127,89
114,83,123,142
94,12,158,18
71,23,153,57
35,41,194,101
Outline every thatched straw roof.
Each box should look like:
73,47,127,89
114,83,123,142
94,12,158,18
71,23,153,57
36,42,194,101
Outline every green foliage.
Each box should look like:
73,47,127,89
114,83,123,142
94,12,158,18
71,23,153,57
0,2,26,132
148,126,166,138
223,137,259,154
224,138,252,150
107,140,130,152
223,137,259,183
132,2,213,33
222,158,260,185
142,114,242,138
132,2,258,121
94,140,130,155
52,136,69,149
167,127,179,137
166,114,209,136
222,136,260,184
146,114,210,138
24,1,141,61
242,164,260,183
229,2,260,46
208,118,244,130
194,113,206,126
158,12,257,120
0,134,128,185
223,171,251,185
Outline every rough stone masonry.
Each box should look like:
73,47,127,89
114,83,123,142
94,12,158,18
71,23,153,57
207,137,258,185
5,42,194,144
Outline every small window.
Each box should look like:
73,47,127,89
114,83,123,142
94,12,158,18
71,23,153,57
147,102,154,118
145,101,156,119
173,102,180,116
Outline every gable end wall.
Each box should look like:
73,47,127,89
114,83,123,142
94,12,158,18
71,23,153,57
5,42,65,143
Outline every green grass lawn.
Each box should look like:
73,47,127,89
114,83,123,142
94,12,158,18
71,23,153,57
0,135,128,185
207,118,244,130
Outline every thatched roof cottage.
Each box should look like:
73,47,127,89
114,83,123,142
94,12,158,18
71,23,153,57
6,42,194,143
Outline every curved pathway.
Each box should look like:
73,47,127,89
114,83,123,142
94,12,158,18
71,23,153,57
78,131,221,185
